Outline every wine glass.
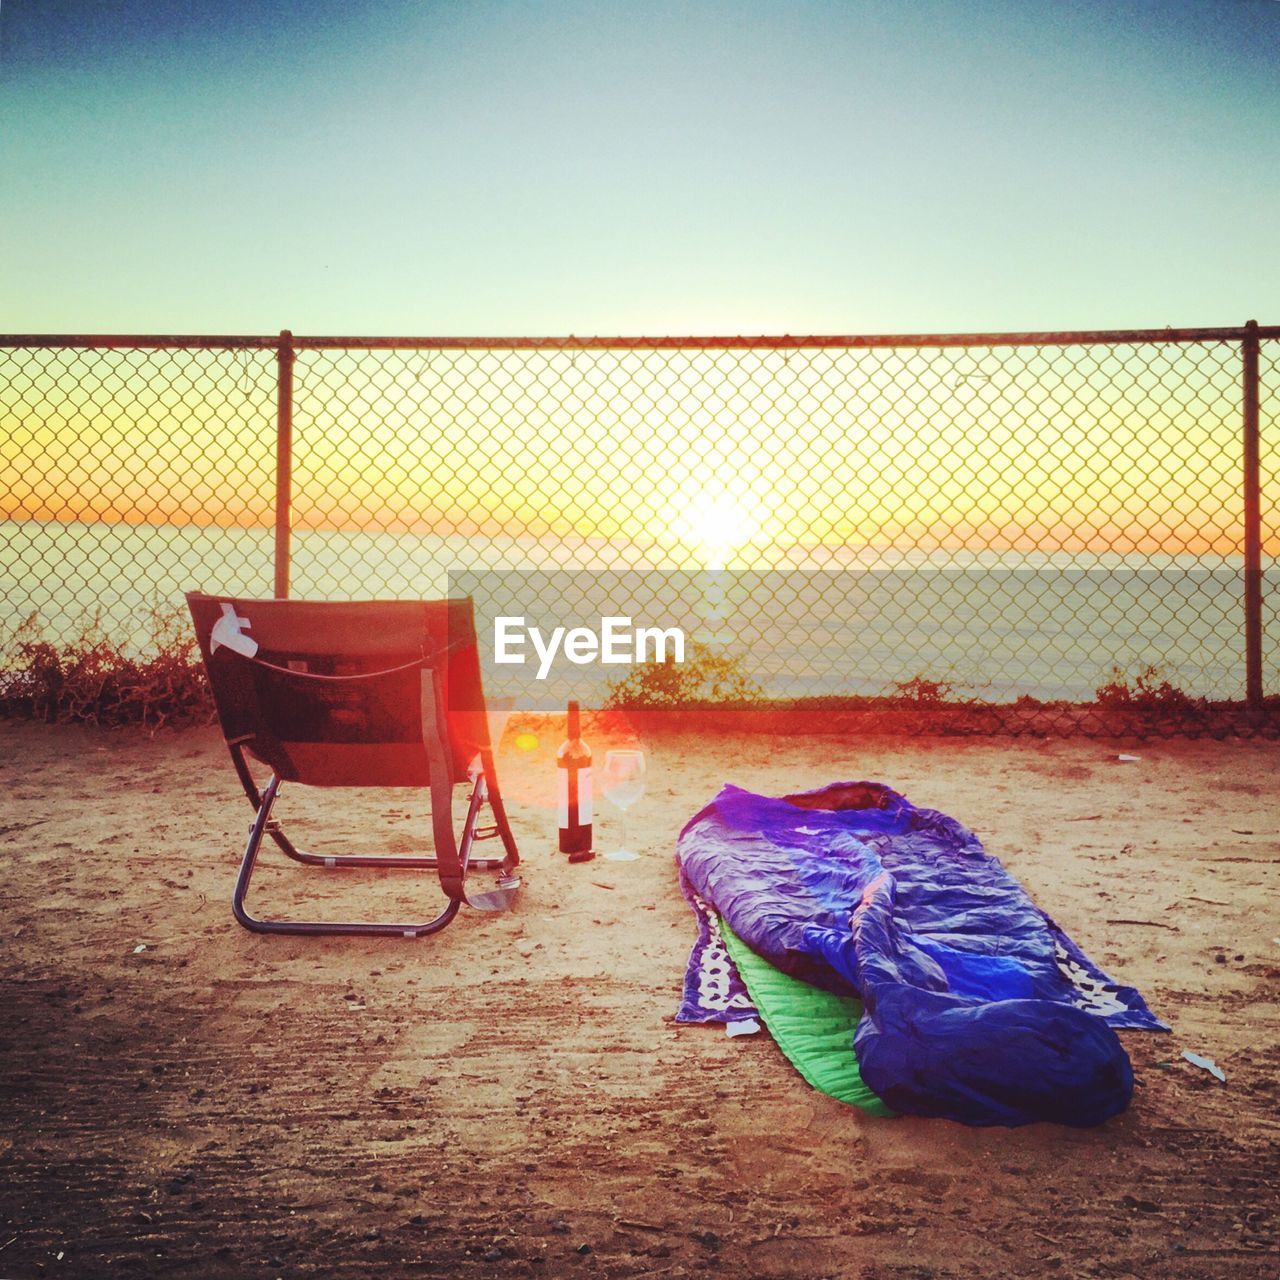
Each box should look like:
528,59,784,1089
601,749,646,862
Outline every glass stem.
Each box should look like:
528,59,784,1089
619,807,628,851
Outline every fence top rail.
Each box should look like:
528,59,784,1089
1,324,1277,352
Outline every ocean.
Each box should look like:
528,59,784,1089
1,518,1273,705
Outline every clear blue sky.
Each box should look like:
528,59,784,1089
2,0,1277,335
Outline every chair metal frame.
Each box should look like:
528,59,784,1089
189,594,522,938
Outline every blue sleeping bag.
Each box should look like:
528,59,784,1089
677,781,1168,1127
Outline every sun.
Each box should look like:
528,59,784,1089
669,489,762,568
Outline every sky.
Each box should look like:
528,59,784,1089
1,0,1278,337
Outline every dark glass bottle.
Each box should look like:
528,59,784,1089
557,700,593,858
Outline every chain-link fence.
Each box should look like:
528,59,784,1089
2,327,1276,732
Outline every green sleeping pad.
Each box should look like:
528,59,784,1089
718,916,896,1117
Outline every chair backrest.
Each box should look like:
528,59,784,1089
186,593,490,787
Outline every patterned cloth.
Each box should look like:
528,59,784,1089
676,876,758,1025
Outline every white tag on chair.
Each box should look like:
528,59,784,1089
210,602,259,658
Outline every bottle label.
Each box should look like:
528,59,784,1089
557,766,592,827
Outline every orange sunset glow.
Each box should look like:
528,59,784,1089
1,342,1272,562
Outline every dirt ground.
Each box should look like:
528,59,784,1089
1,718,1277,1279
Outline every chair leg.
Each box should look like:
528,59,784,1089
451,769,522,913
456,772,491,869
228,740,507,872
415,668,517,912
230,773,463,938
478,747,520,870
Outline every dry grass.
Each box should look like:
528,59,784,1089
0,606,213,731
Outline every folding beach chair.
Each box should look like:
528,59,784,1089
186,592,521,937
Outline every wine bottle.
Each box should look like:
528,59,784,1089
557,700,593,859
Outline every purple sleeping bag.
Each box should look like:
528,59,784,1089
676,781,1168,1127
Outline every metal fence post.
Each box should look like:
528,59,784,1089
1242,319,1263,723
274,329,295,599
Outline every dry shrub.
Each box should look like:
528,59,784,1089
0,606,214,731
605,640,762,709
1094,664,1207,733
891,674,958,707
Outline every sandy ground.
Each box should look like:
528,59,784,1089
1,717,1277,1280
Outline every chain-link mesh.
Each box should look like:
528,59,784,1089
0,343,278,649
2,331,1275,732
